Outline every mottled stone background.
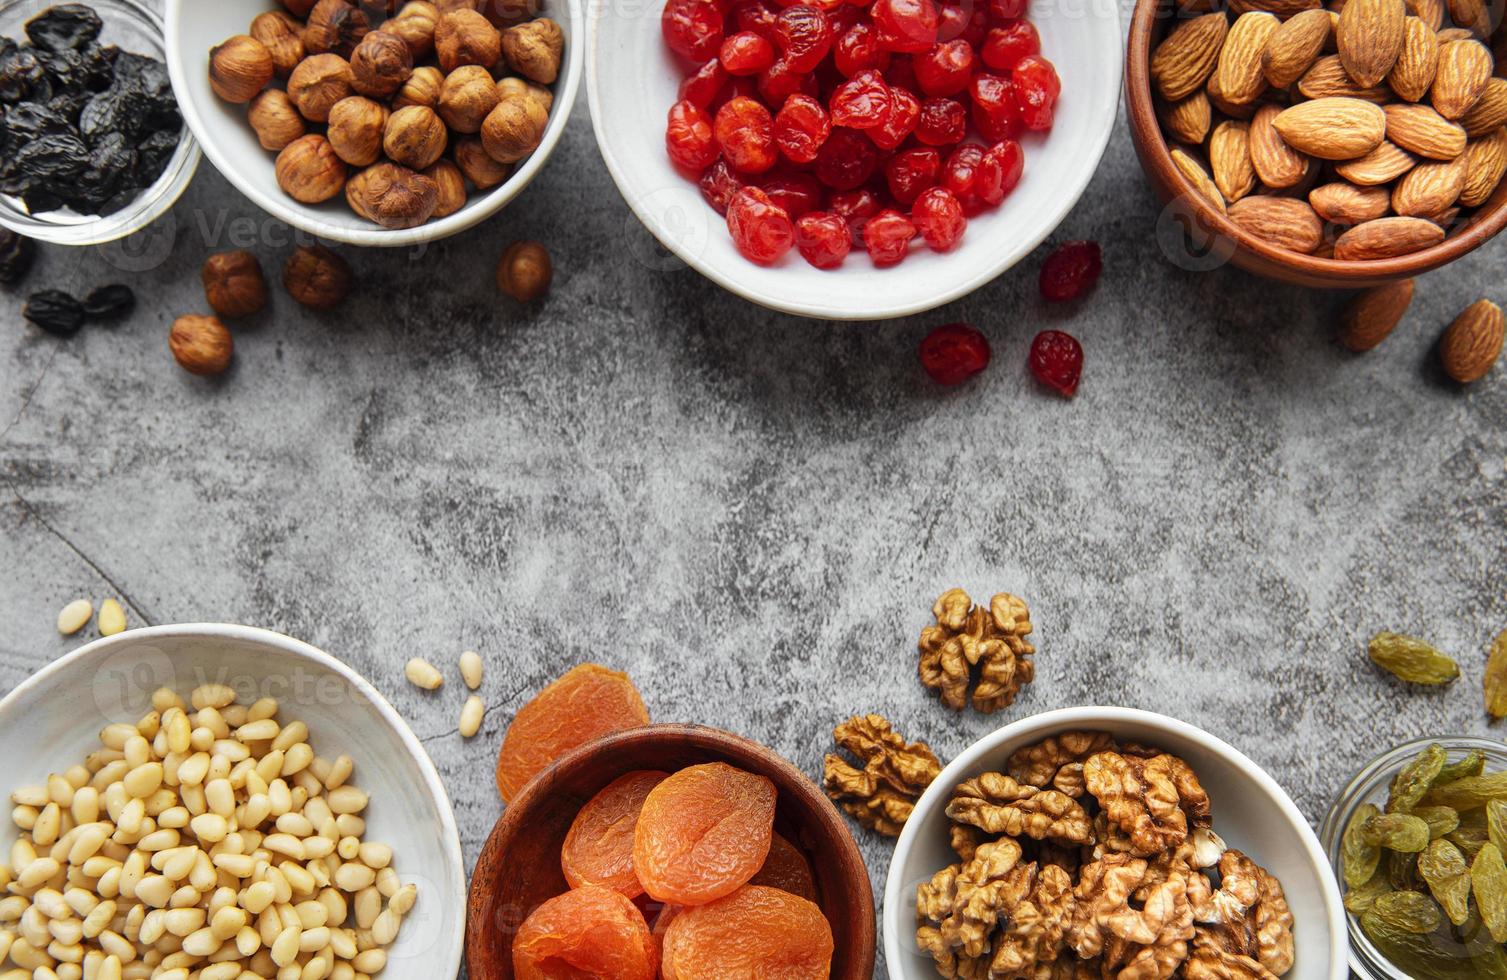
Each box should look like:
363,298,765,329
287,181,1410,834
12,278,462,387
2,46,1506,979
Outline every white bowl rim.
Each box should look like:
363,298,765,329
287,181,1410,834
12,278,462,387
162,0,584,248
586,6,1124,321
0,622,467,979
881,706,1348,980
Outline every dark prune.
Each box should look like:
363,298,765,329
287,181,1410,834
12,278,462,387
3,102,73,144
73,130,134,206
111,51,170,98
78,43,115,91
25,5,104,54
38,48,85,91
15,133,88,183
135,129,178,182
0,47,46,103
0,230,35,285
79,90,147,142
82,284,133,320
23,290,84,336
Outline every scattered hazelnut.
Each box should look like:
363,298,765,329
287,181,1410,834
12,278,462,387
275,134,349,203
496,241,551,302
170,315,234,376
209,35,274,103
247,89,306,151
287,52,354,122
384,2,440,60
283,245,352,311
327,95,390,166
438,65,499,133
393,65,444,108
434,9,502,73
501,18,562,84
496,75,551,112
303,0,371,57
201,251,269,319
384,104,448,170
453,135,512,188
480,94,548,164
250,11,306,78
346,162,440,229
350,30,413,98
424,159,467,217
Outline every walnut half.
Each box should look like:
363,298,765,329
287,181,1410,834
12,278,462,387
918,588,1037,715
823,714,941,837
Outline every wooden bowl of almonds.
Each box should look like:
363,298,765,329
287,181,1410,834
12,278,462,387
1127,0,1507,287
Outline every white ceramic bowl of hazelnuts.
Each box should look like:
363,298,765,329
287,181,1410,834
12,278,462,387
164,0,583,247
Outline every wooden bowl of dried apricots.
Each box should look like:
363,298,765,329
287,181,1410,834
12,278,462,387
465,723,876,979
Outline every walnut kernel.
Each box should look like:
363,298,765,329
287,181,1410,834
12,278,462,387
169,316,234,376
502,17,563,84
822,714,940,837
327,96,390,167
209,35,274,103
346,162,440,229
283,246,352,311
394,64,444,108
480,94,548,163
918,588,1036,714
201,251,268,319
425,159,467,217
438,65,500,133
435,9,502,72
250,11,306,77
453,135,511,188
350,30,414,98
496,241,552,301
384,104,449,170
275,135,349,203
247,89,306,151
303,0,371,56
287,53,354,122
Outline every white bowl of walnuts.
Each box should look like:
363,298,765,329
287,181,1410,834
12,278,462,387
163,0,582,247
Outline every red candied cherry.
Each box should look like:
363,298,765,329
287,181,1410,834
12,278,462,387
988,0,1027,19
872,0,939,52
913,39,974,97
732,0,780,41
981,20,1039,72
911,186,965,250
969,72,1021,143
915,97,966,145
828,187,881,237
757,58,818,104
795,211,852,268
699,159,745,215
774,5,834,72
662,0,725,61
981,138,1024,203
1039,240,1102,302
862,208,917,265
866,86,920,150
1013,54,1060,131
714,96,778,174
936,2,986,46
813,127,879,189
829,69,893,128
920,322,990,385
680,58,729,108
941,142,985,208
666,100,720,171
726,187,795,264
833,23,891,76
715,75,761,111
760,170,823,216
773,93,831,164
1028,329,1083,396
720,31,777,74
885,147,940,204
827,4,862,33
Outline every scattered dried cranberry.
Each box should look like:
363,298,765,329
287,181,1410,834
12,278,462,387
1039,240,1102,302
829,69,892,128
885,147,941,205
862,209,917,265
666,100,719,171
773,93,831,164
699,159,744,215
726,187,795,264
662,0,724,61
1028,329,1082,397
1013,54,1061,131
911,187,966,251
720,31,777,75
919,322,990,385
714,96,778,174
981,21,1040,72
795,211,852,268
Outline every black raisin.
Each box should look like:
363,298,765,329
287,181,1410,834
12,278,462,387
25,5,103,54
111,51,169,99
81,283,133,320
23,289,84,336
14,133,88,183
0,230,35,285
0,47,46,103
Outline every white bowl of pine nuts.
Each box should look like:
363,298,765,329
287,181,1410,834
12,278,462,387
0,623,465,980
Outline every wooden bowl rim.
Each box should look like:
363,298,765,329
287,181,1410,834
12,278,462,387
463,722,878,979
1124,0,1507,283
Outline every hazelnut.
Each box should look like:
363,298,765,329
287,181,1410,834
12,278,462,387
170,315,234,376
304,0,371,57
438,65,500,133
275,134,349,203
346,162,440,228
350,30,413,97
436,0,480,9
327,96,390,166
384,104,448,170
496,241,551,302
201,251,268,319
501,18,562,84
250,11,306,78
475,0,540,28
496,75,551,112
247,89,306,151
434,9,502,73
424,159,467,217
208,35,274,103
393,65,444,108
480,94,548,164
283,245,352,311
453,135,512,188
287,53,354,122
384,2,439,59
282,0,318,16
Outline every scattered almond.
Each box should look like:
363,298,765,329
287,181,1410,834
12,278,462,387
1392,153,1469,217
1228,195,1327,251
1339,278,1416,350
1460,127,1507,206
1389,17,1440,101
1211,120,1259,201
1461,77,1507,135
1264,9,1332,88
1160,91,1214,143
1153,13,1231,101
1384,102,1469,157
1432,39,1494,118
1333,214,1447,257
1299,53,1395,100
1251,103,1313,187
1171,146,1229,212
1335,139,1421,182
1338,0,1407,87
1273,97,1388,158
1311,180,1394,222
1439,299,1505,381
1217,12,1283,105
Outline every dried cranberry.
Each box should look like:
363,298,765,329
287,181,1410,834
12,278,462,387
714,95,778,173
862,208,917,264
833,23,890,75
1039,240,1102,302
829,68,892,127
980,20,1039,71
732,0,781,40
813,126,879,189
866,86,919,149
663,0,725,61
885,146,940,204
981,138,1024,203
667,100,720,171
936,1,986,45
915,96,965,144
699,159,745,214
828,186,881,237
757,57,818,103
795,211,852,267
912,39,974,96
988,0,1027,19
726,187,796,263
773,93,831,163
680,58,729,107
911,186,965,249
871,0,939,52
969,71,1020,143
941,142,985,208
1012,54,1060,130
760,170,823,216
919,322,990,385
774,5,834,71
1028,329,1083,396
720,30,777,74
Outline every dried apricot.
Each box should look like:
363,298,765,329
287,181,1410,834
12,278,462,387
496,664,651,802
633,762,777,905
660,885,834,979
748,830,818,902
512,884,657,980
562,770,670,897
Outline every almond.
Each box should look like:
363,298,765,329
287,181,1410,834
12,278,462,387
1230,0,1324,14
1251,103,1315,186
1152,13,1231,101
1207,66,1259,118
1406,0,1445,30
1339,278,1415,350
1264,9,1333,87
1171,145,1229,213
1211,120,1260,201
1217,12,1284,105
1436,26,1476,41
1445,0,1491,36
1384,102,1469,157
1388,18,1440,100
1460,126,1507,205
1227,195,1327,251
1432,39,1494,118
1299,54,1395,100
1439,299,1505,382
1159,91,1214,144
1333,214,1446,257
1310,180,1394,221
1335,139,1422,181
1391,152,1469,217
1273,97,1389,157
1338,0,1407,87
1461,77,1507,135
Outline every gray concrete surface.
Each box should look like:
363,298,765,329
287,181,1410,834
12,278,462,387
2,70,1507,977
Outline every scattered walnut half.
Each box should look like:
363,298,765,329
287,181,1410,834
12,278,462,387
822,714,941,837
201,251,268,319
283,245,352,311
919,588,1037,714
169,315,234,376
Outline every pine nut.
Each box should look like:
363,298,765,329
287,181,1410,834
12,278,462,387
459,651,483,690
459,696,484,739
56,600,92,636
403,659,443,691
97,600,126,637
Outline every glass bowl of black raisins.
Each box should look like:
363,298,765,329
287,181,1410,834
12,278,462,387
0,1,200,245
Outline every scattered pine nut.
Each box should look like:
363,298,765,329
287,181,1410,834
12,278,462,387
459,696,485,738
97,598,127,636
56,599,92,635
459,650,483,691
404,658,443,690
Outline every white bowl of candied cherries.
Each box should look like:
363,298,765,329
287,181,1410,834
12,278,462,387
588,0,1121,319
